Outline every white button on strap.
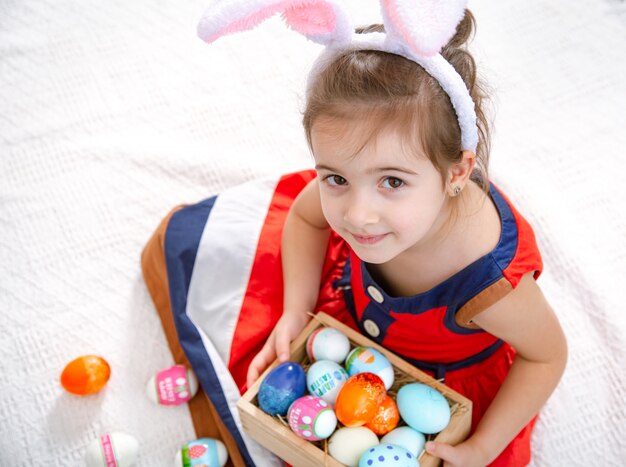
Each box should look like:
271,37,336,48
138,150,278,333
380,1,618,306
367,285,384,303
363,319,380,337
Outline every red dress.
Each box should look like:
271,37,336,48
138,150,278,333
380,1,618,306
142,170,543,466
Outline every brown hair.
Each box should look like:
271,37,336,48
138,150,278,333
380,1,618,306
303,10,491,190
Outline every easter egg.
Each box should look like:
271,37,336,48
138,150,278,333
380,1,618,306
306,327,351,363
258,362,306,416
146,364,199,406
396,383,450,434
84,432,138,467
61,355,110,395
364,394,399,436
358,443,419,467
306,360,349,405
345,347,394,390
287,395,337,441
335,373,386,427
174,438,228,467
328,427,379,467
381,426,426,458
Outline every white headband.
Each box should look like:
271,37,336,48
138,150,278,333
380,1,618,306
198,0,478,153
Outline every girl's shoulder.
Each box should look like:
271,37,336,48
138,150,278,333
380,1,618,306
452,182,544,329
485,182,543,287
455,180,543,285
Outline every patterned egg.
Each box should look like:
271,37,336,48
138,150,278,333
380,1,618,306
345,347,394,390
61,355,110,395
174,438,228,467
335,373,386,427
288,395,337,441
381,427,426,459
358,443,419,467
364,394,399,436
306,360,349,405
258,362,306,416
396,383,450,434
84,432,138,467
146,364,199,406
306,327,351,363
328,427,379,467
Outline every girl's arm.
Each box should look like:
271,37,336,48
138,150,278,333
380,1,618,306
426,272,568,466
246,179,330,389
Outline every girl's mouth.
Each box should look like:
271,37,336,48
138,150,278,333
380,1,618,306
352,233,388,245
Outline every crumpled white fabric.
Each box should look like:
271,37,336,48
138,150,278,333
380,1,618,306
0,0,624,465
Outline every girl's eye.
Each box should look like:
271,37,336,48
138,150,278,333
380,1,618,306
382,176,404,189
325,175,347,186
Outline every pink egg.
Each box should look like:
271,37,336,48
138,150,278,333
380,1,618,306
287,395,337,441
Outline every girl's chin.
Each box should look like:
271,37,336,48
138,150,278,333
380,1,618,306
348,244,395,265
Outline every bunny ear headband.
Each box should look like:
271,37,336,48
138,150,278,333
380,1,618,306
197,0,478,153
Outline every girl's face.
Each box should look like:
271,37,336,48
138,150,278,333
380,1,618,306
312,119,451,265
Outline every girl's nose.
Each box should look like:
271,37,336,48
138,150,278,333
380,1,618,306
343,192,379,227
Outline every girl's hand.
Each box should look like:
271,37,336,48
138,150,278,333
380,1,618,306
245,311,311,390
425,440,490,467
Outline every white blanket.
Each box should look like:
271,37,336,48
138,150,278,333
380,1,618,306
1,0,625,465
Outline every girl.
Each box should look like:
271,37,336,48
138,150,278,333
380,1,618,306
243,9,568,467
144,2,566,466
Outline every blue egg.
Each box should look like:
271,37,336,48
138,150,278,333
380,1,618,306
258,362,306,416
358,443,419,467
381,426,426,458
396,383,450,434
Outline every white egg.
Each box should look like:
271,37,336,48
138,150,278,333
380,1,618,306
306,360,349,405
84,432,138,467
306,327,351,363
146,364,199,405
328,426,379,467
381,426,426,458
174,438,228,467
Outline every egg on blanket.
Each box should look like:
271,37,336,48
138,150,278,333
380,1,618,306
306,327,351,363
306,360,349,405
146,364,199,406
345,347,394,390
335,373,386,427
61,355,110,395
396,383,450,434
84,432,138,467
358,444,419,467
328,427,379,467
287,395,337,441
174,438,228,467
381,426,426,458
258,362,306,416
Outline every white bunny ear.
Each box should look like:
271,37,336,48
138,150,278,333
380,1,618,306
197,0,353,46
380,0,467,57
283,1,353,45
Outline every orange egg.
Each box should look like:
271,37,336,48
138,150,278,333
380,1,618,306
60,355,111,395
335,372,386,427
364,394,400,435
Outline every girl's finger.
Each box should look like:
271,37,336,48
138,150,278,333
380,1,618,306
275,328,291,362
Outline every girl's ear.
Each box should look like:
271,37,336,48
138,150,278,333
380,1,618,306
197,0,353,46
447,150,475,195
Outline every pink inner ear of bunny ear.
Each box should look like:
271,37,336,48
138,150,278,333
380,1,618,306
283,1,336,36
200,1,286,44
382,0,467,57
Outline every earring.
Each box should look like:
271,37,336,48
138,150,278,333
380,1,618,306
452,186,462,197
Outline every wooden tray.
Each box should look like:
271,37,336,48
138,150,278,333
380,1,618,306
237,312,472,466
